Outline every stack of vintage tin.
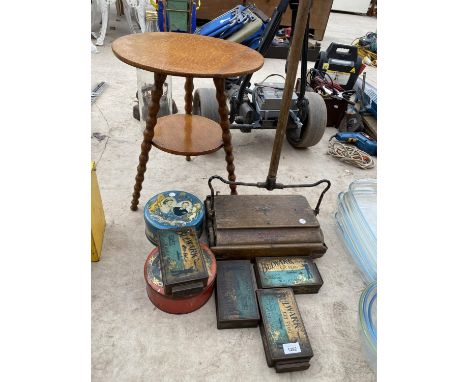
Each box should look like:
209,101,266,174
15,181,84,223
142,190,326,373
143,191,217,314
216,255,324,373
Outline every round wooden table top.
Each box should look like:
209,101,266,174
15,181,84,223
112,32,264,78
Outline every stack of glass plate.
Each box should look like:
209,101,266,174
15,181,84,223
335,179,377,283
359,281,377,371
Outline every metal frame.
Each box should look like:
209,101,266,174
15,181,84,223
207,175,330,217
229,0,312,127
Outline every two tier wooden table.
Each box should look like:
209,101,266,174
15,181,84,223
112,32,264,210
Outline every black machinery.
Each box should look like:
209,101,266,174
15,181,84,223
193,0,328,148
305,42,363,129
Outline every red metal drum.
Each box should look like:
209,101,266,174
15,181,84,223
144,242,216,314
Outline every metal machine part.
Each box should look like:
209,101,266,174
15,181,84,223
193,0,327,148
230,0,305,120
314,43,362,91
238,102,255,124
253,82,299,120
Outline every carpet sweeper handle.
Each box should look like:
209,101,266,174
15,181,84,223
266,0,312,188
206,0,331,217
207,175,331,217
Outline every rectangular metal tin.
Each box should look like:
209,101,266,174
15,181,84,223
257,288,313,372
158,228,209,296
215,260,260,329
204,195,328,259
255,257,323,294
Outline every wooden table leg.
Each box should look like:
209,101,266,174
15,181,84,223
213,77,237,195
185,76,193,162
130,73,167,211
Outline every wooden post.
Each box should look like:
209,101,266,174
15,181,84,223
266,0,312,187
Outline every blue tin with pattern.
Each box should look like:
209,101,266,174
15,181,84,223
144,190,205,244
254,256,323,294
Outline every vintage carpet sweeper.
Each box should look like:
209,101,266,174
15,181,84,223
204,0,331,260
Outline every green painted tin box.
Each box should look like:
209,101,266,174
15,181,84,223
215,260,260,329
254,256,323,294
158,228,209,297
257,288,313,373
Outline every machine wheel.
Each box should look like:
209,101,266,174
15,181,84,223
287,91,327,148
193,88,219,122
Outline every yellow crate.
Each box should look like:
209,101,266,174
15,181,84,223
91,161,106,261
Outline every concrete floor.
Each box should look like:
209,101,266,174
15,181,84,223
92,10,377,382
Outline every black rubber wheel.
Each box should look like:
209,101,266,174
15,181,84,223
193,88,219,122
286,92,327,148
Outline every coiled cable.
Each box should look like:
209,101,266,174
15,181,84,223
327,138,375,169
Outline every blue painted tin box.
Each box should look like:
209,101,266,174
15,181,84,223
257,288,313,373
215,260,260,329
144,190,205,244
158,228,209,296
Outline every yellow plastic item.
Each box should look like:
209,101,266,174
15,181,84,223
352,38,377,67
91,161,106,262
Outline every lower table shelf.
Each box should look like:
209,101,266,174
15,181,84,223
152,114,224,156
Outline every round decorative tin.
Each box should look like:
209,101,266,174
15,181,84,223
144,190,205,243
144,242,216,314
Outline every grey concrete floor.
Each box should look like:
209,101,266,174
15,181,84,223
92,9,377,382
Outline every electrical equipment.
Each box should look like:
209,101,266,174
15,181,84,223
333,132,377,156
314,43,362,90
254,82,299,120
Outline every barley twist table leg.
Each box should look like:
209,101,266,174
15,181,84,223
184,76,194,114
213,77,237,195
185,76,194,162
130,73,167,211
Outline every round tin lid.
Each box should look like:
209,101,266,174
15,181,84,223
144,190,204,230
145,242,216,297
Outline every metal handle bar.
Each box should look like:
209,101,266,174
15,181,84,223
207,175,331,218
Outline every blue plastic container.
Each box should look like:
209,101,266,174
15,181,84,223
144,190,205,244
359,281,377,371
335,179,377,283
